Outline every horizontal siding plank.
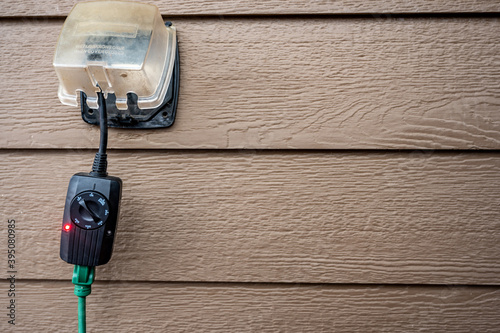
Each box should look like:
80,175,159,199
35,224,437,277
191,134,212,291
2,150,500,284
5,281,500,332
1,18,500,149
2,0,500,17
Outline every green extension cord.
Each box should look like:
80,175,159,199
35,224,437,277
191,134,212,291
72,265,95,333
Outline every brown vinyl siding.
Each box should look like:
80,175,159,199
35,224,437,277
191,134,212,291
1,1,499,332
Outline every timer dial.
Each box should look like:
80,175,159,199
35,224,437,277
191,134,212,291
69,191,110,230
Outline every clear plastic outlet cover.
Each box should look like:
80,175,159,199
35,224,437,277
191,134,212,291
53,1,176,110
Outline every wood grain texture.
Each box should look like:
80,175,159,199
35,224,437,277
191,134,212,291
2,150,500,284
4,281,500,332
1,18,500,149
2,0,500,17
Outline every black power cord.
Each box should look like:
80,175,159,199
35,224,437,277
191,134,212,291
90,91,108,177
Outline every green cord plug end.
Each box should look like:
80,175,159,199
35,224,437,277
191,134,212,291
72,265,95,333
72,265,95,297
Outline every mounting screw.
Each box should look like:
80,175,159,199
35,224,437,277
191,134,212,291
106,230,113,236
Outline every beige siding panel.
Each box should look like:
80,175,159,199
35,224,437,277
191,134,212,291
1,18,500,149
2,0,500,17
4,281,500,332
2,150,500,284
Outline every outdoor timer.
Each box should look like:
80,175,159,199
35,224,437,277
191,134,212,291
60,172,122,267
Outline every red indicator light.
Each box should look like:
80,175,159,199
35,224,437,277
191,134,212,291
63,224,71,232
